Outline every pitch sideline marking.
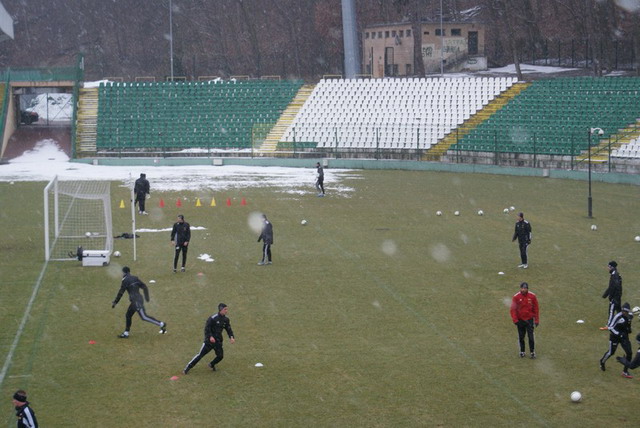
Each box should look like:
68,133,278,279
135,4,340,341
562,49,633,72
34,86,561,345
0,260,49,388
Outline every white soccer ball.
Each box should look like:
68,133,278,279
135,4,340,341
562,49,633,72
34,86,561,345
113,251,121,257
635,236,640,242
301,219,307,226
591,225,597,231
454,211,460,216
503,208,509,213
85,232,92,237
477,210,484,216
509,206,515,211
633,306,640,315
436,211,442,216
570,391,582,402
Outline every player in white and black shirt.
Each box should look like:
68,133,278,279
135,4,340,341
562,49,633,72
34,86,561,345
183,303,235,374
600,302,633,376
13,390,38,428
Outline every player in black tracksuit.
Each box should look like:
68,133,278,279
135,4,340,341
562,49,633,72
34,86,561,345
133,173,150,214
616,333,640,376
600,303,632,375
257,214,273,265
602,261,622,327
112,266,166,338
170,214,191,272
512,212,532,268
315,162,325,196
183,303,235,374
13,390,38,428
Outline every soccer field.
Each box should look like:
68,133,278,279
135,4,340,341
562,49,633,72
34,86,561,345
1,169,640,427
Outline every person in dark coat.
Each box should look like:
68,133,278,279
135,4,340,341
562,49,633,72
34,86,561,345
512,212,532,268
315,162,325,197
171,214,191,272
133,173,150,214
257,214,273,266
601,261,622,328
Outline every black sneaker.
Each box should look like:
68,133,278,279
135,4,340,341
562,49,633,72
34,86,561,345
181,267,185,272
118,332,129,339
173,268,177,273
519,352,525,358
530,352,536,359
208,362,216,371
600,361,606,371
159,322,167,334
182,367,190,375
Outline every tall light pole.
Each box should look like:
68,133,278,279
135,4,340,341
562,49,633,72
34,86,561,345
587,127,603,218
440,0,444,76
169,0,174,81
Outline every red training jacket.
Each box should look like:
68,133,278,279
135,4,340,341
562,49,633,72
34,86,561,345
510,291,539,324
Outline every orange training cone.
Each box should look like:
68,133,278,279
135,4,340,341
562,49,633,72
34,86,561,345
176,199,182,207
226,198,231,206
210,197,216,207
241,197,247,206
196,198,202,207
159,199,165,208
119,200,125,208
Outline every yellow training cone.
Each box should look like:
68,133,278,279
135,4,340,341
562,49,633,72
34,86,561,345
196,198,202,207
119,200,125,208
210,197,216,207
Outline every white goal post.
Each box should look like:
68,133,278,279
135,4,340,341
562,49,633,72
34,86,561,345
44,176,113,261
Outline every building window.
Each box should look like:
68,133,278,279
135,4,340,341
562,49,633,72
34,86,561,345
372,32,376,39
378,31,382,38
406,64,412,75
392,30,396,37
451,29,461,36
385,31,390,38
406,29,411,37
399,30,404,37
393,64,399,75
435,28,445,36
365,32,369,39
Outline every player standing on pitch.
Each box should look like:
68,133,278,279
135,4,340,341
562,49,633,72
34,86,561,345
601,261,622,328
510,282,539,359
257,214,273,266
315,161,325,197
12,390,38,428
512,212,532,269
112,266,167,338
183,303,235,374
133,173,150,215
171,214,191,273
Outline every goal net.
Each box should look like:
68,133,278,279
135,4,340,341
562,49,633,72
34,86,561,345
44,177,113,261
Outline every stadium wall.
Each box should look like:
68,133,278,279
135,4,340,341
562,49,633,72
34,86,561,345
71,157,639,186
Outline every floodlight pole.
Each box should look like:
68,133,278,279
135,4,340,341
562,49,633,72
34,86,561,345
440,0,444,76
169,0,174,81
587,127,603,219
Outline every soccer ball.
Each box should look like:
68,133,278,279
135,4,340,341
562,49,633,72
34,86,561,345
301,219,307,226
503,208,509,213
454,211,460,216
591,225,597,231
509,206,515,211
477,210,484,216
570,391,582,402
436,211,442,216
635,236,640,242
633,306,640,315
113,251,121,257
85,232,92,237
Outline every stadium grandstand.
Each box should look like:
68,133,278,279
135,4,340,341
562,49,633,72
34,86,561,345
1,63,640,174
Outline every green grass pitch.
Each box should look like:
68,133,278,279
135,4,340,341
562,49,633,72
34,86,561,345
1,170,639,427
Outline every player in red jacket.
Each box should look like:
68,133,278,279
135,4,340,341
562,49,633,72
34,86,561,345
510,282,540,359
